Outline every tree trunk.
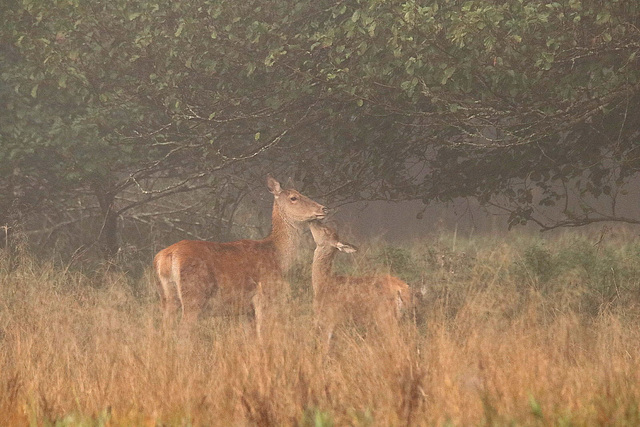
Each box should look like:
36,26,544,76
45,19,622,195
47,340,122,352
101,207,119,259
93,183,119,259
0,167,20,250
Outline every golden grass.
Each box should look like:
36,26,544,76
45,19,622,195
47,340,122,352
1,232,640,426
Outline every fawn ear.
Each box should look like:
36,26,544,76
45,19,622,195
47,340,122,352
336,242,357,253
266,174,282,195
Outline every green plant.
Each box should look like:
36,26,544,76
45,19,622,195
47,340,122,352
300,407,334,427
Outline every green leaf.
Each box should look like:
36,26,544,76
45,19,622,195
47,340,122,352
441,67,456,85
254,132,261,140
367,22,377,37
568,0,582,10
30,84,39,98
596,11,611,24
529,395,543,419
175,22,185,37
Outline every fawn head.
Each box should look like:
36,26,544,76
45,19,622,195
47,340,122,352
309,221,357,253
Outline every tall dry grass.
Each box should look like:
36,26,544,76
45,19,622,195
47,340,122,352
1,230,640,426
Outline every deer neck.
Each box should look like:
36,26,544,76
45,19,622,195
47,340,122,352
311,246,336,299
267,201,303,271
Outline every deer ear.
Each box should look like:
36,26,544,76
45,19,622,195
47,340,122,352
266,174,282,195
336,242,357,253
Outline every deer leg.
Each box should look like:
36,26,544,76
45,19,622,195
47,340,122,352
157,275,180,331
251,284,265,342
162,295,181,331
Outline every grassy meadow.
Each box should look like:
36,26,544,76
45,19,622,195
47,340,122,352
1,228,640,426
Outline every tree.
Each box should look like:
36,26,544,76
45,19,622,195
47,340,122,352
1,0,328,256
2,0,640,261
289,0,640,229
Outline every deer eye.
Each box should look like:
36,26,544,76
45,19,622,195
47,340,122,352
290,196,298,202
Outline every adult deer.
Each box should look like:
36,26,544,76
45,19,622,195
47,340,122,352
154,175,328,334
309,221,411,344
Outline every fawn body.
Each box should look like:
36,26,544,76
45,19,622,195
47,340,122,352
309,221,411,343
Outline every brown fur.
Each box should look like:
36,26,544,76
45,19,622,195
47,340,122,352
309,221,412,343
154,175,328,333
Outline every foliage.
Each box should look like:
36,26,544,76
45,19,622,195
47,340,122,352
519,243,556,284
297,0,640,229
2,0,640,257
300,407,335,427
372,245,423,283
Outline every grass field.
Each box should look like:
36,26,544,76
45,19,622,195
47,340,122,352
1,229,639,426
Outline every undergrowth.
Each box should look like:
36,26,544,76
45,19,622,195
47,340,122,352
1,228,639,425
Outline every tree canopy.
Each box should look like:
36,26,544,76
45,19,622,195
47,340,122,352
2,0,639,256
